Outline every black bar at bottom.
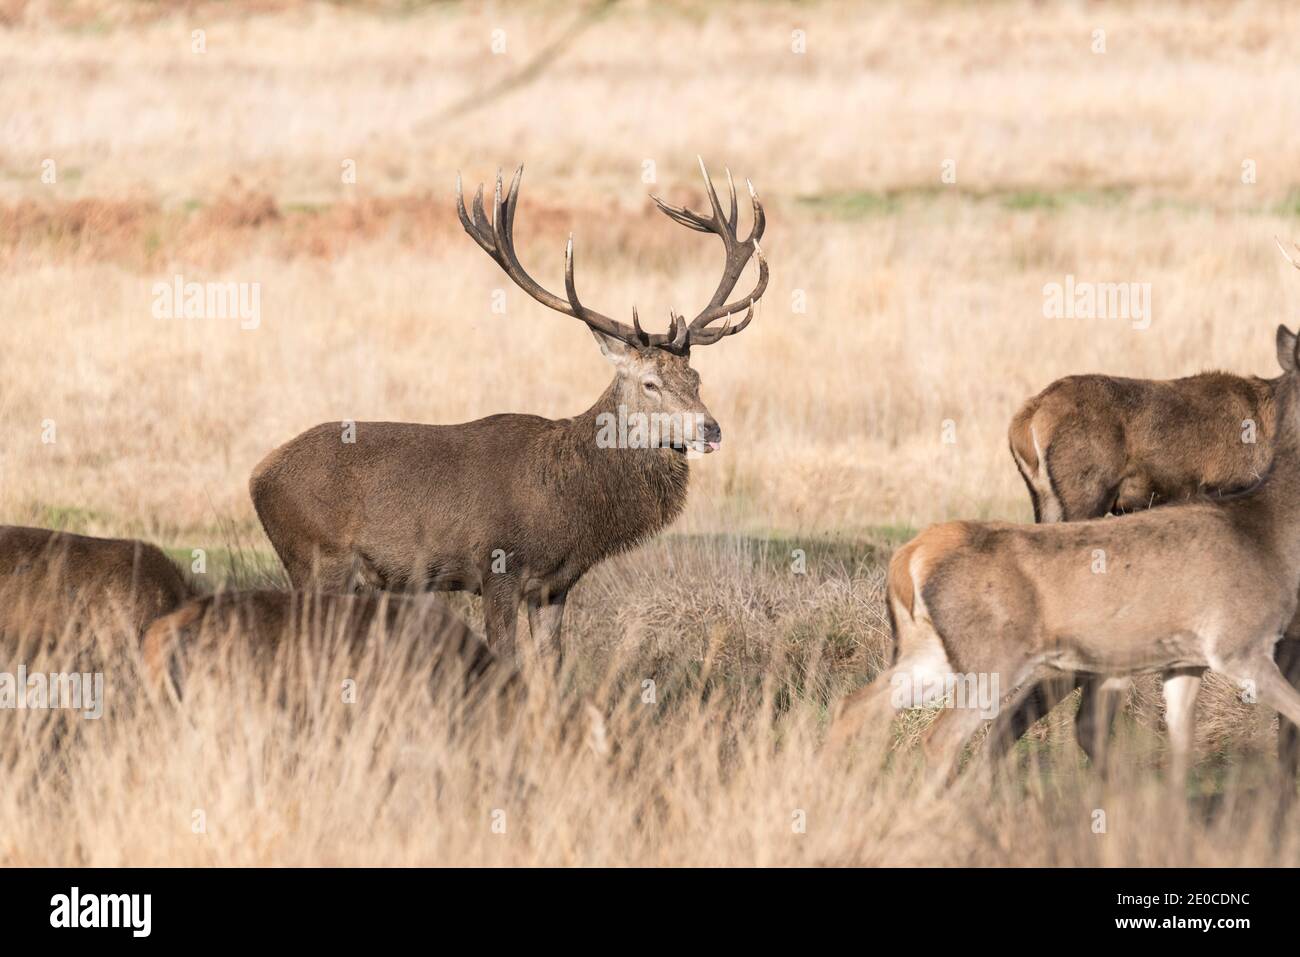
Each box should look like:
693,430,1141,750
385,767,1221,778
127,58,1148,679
0,867,1273,942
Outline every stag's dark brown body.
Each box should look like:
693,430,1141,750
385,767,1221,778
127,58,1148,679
0,525,191,640
250,161,766,659
250,384,690,654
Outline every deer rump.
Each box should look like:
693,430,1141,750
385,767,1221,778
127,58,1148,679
1008,371,1277,523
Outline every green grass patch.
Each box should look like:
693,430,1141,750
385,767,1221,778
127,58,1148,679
798,184,1136,219
161,545,285,591
1272,187,1300,218
33,504,108,534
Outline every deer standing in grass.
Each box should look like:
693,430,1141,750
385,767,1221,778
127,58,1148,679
995,242,1300,782
828,320,1300,786
0,526,191,641
250,162,766,659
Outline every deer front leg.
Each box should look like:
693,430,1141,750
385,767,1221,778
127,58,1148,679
1274,635,1300,809
984,673,1079,760
1161,668,1203,791
481,574,521,661
526,589,567,665
1075,675,1127,773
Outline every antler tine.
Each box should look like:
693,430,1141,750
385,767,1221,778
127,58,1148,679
564,235,644,342
688,238,769,335
563,235,586,318
725,168,738,233
697,156,728,228
661,311,687,351
471,184,494,246
745,178,766,244
649,194,715,233
631,306,649,345
1276,236,1300,271
676,312,696,348
456,173,496,256
689,300,755,346
504,165,523,243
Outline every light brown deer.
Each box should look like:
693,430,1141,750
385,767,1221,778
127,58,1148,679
249,161,766,659
0,525,191,641
828,323,1300,786
140,590,507,705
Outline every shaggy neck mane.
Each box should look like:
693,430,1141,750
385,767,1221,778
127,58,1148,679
550,377,691,558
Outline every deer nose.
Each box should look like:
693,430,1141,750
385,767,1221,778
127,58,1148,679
702,420,722,451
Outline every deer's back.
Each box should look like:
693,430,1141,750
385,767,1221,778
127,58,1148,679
0,525,191,638
906,505,1285,674
1012,372,1277,509
141,589,497,697
251,415,689,592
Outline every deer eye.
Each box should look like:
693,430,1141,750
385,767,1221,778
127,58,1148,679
642,379,661,395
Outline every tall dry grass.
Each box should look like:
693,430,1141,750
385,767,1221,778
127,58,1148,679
2,0,1300,864
4,538,1296,867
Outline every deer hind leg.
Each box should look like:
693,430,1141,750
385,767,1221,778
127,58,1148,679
481,574,522,661
1215,650,1300,790
526,589,567,668
921,704,992,787
927,662,1047,787
1075,674,1130,773
1161,668,1204,790
824,667,904,759
984,673,1081,760
825,593,963,760
1275,636,1300,809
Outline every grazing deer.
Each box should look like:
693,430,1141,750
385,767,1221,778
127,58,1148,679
997,241,1300,779
828,323,1300,786
140,590,505,704
0,525,191,641
249,162,766,660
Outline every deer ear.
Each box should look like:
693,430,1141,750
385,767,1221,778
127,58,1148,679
590,328,634,366
1277,325,1298,373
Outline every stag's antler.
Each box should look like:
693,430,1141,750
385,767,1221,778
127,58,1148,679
1276,236,1300,271
650,157,768,346
456,161,766,354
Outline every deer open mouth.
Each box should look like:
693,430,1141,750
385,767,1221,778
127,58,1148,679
672,439,721,455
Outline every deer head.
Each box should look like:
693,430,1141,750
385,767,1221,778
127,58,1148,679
457,159,767,454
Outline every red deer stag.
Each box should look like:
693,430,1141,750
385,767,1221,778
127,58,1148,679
828,322,1300,788
0,525,191,641
250,161,766,659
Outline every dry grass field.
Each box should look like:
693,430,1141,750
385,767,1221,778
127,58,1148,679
3,0,1300,866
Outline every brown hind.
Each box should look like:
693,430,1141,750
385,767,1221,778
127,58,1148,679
0,525,191,643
